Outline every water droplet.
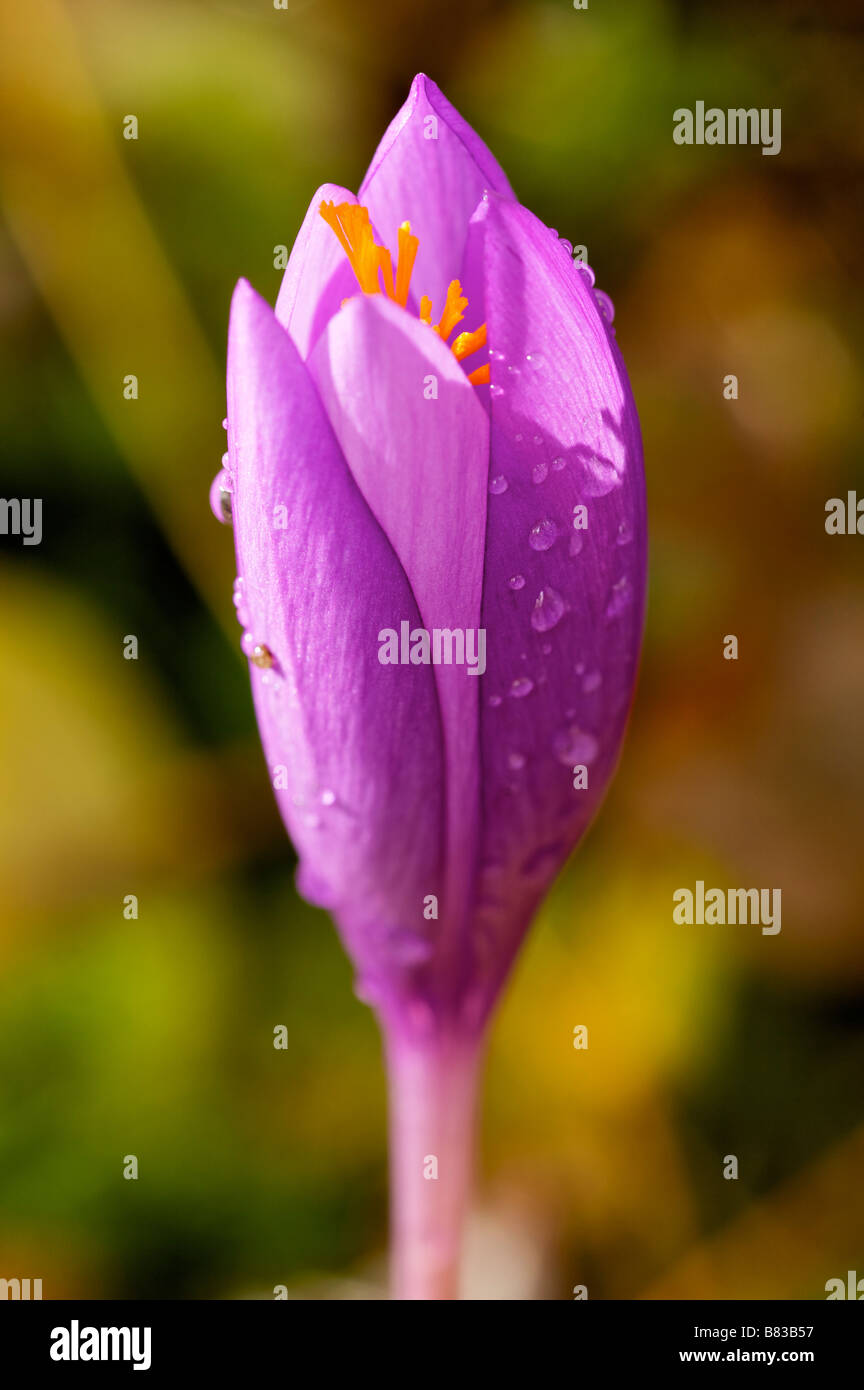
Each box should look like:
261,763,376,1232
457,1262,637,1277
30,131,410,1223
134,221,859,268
617,520,633,545
489,474,509,495
302,811,321,829
209,468,233,524
388,930,433,966
221,417,228,430
514,432,523,442
575,662,585,675
541,643,552,655
551,456,566,472
525,351,545,368
508,574,525,591
490,384,505,398
605,576,634,619
251,643,274,669
507,751,526,771
489,348,505,361
488,694,503,708
576,263,596,289
320,788,336,806
506,363,521,375
240,631,255,657
531,586,567,632
569,532,584,557
533,434,543,446
509,676,534,699
529,519,559,551
532,460,548,484
582,670,602,693
559,237,573,257
553,724,599,766
594,288,616,323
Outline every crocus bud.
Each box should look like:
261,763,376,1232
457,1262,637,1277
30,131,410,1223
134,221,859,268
215,74,645,1299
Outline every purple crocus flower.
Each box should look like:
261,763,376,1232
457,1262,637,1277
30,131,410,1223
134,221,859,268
212,74,645,1299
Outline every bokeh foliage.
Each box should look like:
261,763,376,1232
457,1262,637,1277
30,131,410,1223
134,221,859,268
0,0,862,1297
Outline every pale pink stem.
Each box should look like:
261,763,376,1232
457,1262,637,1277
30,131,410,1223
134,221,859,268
385,1029,485,1300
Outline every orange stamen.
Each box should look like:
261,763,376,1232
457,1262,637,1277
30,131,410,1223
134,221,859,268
319,200,489,386
452,323,487,361
395,222,419,308
435,280,468,341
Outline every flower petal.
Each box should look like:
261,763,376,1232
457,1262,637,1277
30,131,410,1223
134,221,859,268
470,196,646,1003
307,293,489,982
274,183,360,358
359,73,516,318
227,279,447,1009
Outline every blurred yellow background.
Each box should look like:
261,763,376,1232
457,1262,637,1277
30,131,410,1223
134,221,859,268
1,0,862,1298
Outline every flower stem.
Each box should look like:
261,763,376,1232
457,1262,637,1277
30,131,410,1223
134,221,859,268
384,1028,485,1300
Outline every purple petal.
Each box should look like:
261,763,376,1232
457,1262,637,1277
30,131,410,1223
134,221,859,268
274,183,360,358
359,73,516,320
470,196,646,1003
227,279,447,1011
307,294,489,978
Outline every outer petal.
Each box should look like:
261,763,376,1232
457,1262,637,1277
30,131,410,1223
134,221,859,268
274,183,360,358
359,73,516,318
227,279,447,1011
470,196,646,1008
307,294,489,994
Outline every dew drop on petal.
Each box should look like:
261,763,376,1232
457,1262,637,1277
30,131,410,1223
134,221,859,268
529,519,559,551
508,574,526,591
576,263,596,289
552,456,566,472
489,474,509,495
320,789,336,806
509,676,534,699
606,576,634,619
222,417,229,430
594,288,616,323
583,670,602,693
525,351,545,368
209,468,233,524
488,694,503,707
617,520,633,546
507,751,526,771
553,724,599,766
240,631,255,657
531,586,567,632
569,532,584,557
490,384,505,398
532,460,549,484
388,930,434,966
251,643,274,669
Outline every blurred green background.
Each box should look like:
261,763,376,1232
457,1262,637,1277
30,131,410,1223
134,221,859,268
1,0,862,1299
